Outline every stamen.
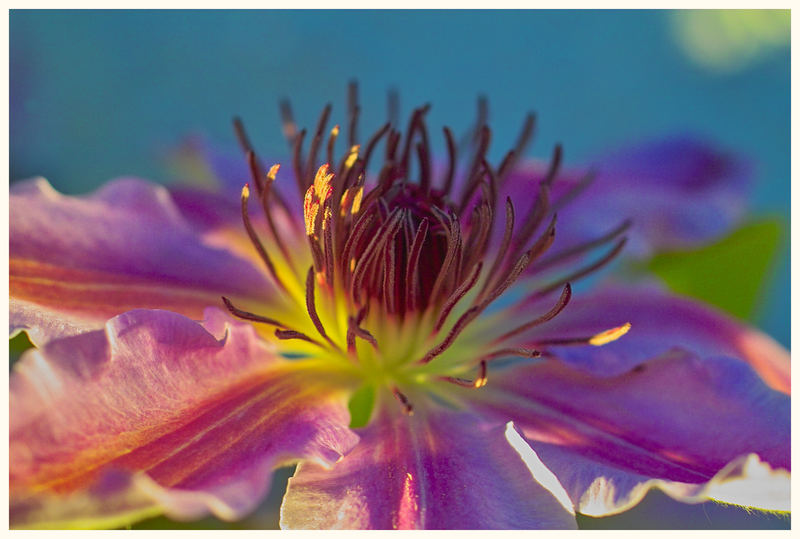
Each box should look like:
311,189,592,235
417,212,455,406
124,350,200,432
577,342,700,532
346,314,379,354
542,143,563,187
399,105,431,179
533,237,627,298
305,103,333,186
481,347,542,361
221,296,287,328
428,215,462,302
479,215,556,306
404,218,430,312
482,197,515,293
506,181,550,267
442,360,487,388
441,126,458,195
392,386,414,416
422,218,555,365
535,219,632,272
589,323,632,346
347,80,360,146
243,147,265,196
250,159,293,265
360,122,391,173
458,125,491,212
492,283,572,344
382,226,399,313
240,184,288,293
305,266,341,351
326,124,340,170
274,328,325,348
291,128,307,196
531,322,631,347
550,169,596,213
419,305,481,364
434,261,483,332
498,112,536,186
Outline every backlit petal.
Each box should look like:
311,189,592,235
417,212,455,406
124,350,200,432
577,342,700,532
10,308,358,528
10,177,276,344
280,403,577,530
476,353,789,516
507,282,789,393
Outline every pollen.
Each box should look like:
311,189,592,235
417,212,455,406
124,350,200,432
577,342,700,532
344,145,360,169
313,164,334,201
340,186,364,216
588,322,632,346
266,164,280,182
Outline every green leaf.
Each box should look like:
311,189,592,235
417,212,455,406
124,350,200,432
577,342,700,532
347,384,375,429
645,219,783,321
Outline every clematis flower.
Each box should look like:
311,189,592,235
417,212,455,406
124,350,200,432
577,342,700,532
10,86,790,529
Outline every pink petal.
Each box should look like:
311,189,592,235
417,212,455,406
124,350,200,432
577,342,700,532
507,283,789,394
281,403,577,529
10,177,276,344
10,308,358,528
476,352,789,516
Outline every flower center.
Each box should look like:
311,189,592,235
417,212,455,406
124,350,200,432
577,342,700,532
221,83,632,417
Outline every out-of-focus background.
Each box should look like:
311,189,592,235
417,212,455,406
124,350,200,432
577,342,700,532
9,9,790,530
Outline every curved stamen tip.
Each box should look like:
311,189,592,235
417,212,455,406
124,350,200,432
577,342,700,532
392,387,414,416
588,322,631,346
241,182,251,199
443,360,488,389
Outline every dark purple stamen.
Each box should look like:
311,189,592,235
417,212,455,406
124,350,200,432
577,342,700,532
230,90,629,367
442,360,487,388
392,386,414,415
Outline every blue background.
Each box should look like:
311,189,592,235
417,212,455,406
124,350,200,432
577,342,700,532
9,9,790,529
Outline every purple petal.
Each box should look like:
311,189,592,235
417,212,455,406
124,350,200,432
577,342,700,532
10,177,277,343
168,137,301,223
281,404,577,529
476,352,789,516
10,308,358,528
503,136,748,258
506,282,789,393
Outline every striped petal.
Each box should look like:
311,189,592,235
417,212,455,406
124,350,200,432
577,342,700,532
505,282,789,394
10,177,277,344
10,308,358,528
280,403,577,530
476,352,789,516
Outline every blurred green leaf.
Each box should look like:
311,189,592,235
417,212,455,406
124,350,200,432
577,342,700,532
646,219,782,320
347,384,375,429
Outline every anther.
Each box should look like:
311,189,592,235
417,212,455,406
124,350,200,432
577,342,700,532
531,322,631,348
442,360,488,389
392,386,414,416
